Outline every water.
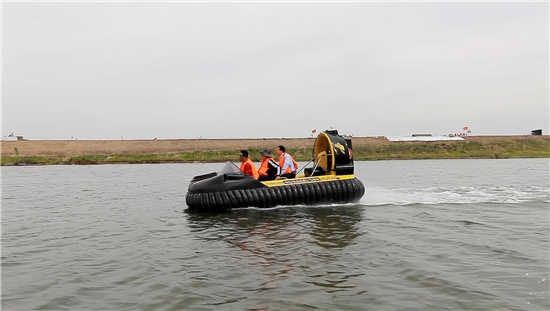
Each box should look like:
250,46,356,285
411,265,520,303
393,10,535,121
2,159,549,310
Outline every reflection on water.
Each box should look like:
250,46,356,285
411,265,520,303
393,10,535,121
308,206,363,249
185,205,364,294
3,159,549,310
185,205,363,250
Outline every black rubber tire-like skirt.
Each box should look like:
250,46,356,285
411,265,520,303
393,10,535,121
186,178,365,212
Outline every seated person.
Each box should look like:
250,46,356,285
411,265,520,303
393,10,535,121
239,150,259,179
257,149,279,181
276,145,298,179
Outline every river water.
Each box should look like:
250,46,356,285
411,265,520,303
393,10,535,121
2,159,549,310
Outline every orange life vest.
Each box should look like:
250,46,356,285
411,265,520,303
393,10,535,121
240,158,259,179
279,152,298,175
258,158,270,176
258,157,279,178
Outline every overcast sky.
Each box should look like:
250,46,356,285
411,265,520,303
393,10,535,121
2,2,548,139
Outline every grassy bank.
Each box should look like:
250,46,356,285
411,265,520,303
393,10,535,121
1,151,238,166
2,137,549,165
351,139,550,160
0,147,314,166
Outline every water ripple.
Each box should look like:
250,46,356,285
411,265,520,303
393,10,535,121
2,160,549,310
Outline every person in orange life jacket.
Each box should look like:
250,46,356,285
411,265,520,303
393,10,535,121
257,149,280,181
239,150,259,179
276,145,298,179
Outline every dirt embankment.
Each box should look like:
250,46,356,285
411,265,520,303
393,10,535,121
1,135,547,157
1,137,388,156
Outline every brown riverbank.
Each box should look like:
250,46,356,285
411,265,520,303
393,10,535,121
1,135,549,165
0,136,386,156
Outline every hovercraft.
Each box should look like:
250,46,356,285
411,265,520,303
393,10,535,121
185,130,365,212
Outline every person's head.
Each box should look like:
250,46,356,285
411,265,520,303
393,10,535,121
260,149,272,158
240,150,248,160
277,145,285,156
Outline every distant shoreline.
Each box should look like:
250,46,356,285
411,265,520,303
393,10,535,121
1,135,549,166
